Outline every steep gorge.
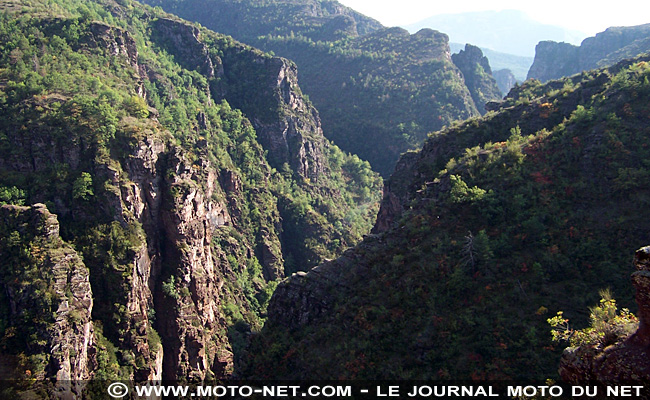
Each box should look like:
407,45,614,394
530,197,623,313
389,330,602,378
4,0,650,389
0,0,381,389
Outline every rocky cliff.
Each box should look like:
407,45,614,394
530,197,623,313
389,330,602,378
151,17,325,181
1,98,237,382
527,41,581,82
528,24,650,82
451,44,502,113
218,48,326,181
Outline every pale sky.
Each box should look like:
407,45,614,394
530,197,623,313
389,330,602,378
337,0,650,37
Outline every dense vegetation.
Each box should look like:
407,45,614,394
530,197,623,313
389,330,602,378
142,0,501,176
0,0,380,382
242,56,650,380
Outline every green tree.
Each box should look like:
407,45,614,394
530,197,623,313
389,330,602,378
449,175,487,203
124,95,150,119
72,172,94,200
0,186,26,205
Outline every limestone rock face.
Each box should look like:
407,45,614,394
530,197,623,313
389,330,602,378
0,123,244,382
581,25,650,69
157,149,235,380
149,17,328,181
559,246,650,392
240,56,326,181
91,128,249,381
88,22,139,68
452,43,493,75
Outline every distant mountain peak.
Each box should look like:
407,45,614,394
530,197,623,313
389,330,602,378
528,23,650,82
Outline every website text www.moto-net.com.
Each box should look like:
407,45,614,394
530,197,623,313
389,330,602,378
104,382,647,399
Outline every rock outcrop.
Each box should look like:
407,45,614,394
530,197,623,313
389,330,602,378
150,17,326,181
87,22,139,68
156,149,237,380
0,204,95,398
559,247,650,391
452,44,502,113
527,41,580,82
153,18,217,78
221,53,327,181
528,23,650,82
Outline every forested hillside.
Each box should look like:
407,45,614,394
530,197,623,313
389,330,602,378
142,0,502,176
0,0,380,392
242,56,650,380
